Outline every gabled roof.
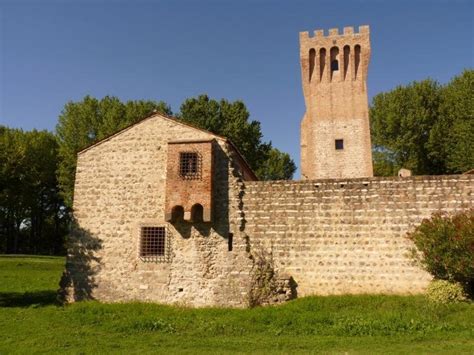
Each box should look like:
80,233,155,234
77,112,258,180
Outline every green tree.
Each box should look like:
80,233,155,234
370,70,474,176
256,148,296,181
0,127,26,253
372,149,397,177
370,79,442,175
178,95,296,180
56,96,171,207
429,70,474,173
0,127,67,254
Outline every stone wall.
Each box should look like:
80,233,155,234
64,114,253,307
63,113,474,307
242,175,473,296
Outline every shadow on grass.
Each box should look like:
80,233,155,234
0,290,58,308
58,219,103,303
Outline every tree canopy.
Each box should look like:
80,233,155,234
430,70,474,173
0,127,67,254
178,95,296,180
370,69,473,176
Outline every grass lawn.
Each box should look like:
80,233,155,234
0,255,473,354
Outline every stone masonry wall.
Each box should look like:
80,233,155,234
64,113,474,306
65,114,253,307
242,175,473,296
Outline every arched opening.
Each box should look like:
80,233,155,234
191,204,204,223
171,205,184,223
330,47,339,81
309,48,316,82
354,45,361,79
319,48,326,81
343,45,350,80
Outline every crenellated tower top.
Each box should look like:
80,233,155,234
299,25,371,108
299,25,373,180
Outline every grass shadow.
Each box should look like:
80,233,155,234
0,290,58,308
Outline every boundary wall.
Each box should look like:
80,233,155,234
242,175,473,296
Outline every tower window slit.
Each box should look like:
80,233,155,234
343,45,350,80
319,48,326,81
309,48,316,82
355,45,361,79
330,47,340,81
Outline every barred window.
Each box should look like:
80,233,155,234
139,226,169,262
179,152,201,180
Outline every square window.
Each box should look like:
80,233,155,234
179,152,201,180
335,139,344,150
140,226,169,262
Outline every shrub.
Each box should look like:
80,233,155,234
426,280,468,304
407,210,474,295
248,247,277,307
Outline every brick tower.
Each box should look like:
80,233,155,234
300,26,373,179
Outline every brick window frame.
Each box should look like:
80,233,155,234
179,152,202,180
139,226,171,262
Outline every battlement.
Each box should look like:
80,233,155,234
299,25,369,41
299,24,373,180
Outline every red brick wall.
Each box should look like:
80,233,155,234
165,140,214,222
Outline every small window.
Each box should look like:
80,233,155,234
179,152,201,180
331,60,339,71
228,233,233,252
335,139,344,150
140,226,169,262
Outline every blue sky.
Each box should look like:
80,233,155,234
1,0,473,176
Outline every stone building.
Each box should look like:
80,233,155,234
300,26,373,179
61,26,474,307
61,115,260,306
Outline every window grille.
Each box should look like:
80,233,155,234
179,152,201,180
139,226,170,262
335,139,344,150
